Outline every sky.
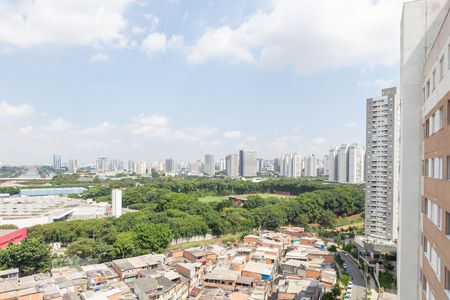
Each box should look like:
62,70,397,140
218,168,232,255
0,0,402,165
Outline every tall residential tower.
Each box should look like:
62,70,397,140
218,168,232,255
365,87,400,241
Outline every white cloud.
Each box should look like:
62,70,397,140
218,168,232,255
0,101,34,118
141,32,184,54
46,118,74,132
358,78,396,88
188,26,255,64
223,130,242,138
188,0,401,72
90,53,109,62
143,13,160,31
311,137,327,146
127,114,216,141
131,26,145,34
0,0,135,48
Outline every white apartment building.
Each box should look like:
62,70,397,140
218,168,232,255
337,144,349,183
348,144,365,184
304,155,317,177
280,153,302,178
204,154,215,177
365,87,400,241
323,154,330,176
328,148,339,182
68,159,78,173
226,154,239,178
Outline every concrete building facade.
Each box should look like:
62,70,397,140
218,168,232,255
280,153,302,178
204,154,215,177
399,1,450,299
239,150,257,177
365,87,400,241
226,154,239,178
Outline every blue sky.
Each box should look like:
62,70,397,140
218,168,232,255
0,0,402,164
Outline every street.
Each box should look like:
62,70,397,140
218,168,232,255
340,252,366,300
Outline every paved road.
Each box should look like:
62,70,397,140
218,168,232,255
340,252,366,300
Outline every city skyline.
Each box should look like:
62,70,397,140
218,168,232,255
0,0,401,164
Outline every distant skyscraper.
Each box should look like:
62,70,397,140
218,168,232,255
280,153,302,178
68,159,78,173
239,150,257,177
219,159,226,172
304,155,317,177
365,87,400,241
256,158,264,173
337,144,349,183
226,154,239,178
165,159,175,175
348,144,365,184
135,161,147,175
204,154,215,177
323,155,330,176
52,154,61,170
328,148,339,182
273,158,281,173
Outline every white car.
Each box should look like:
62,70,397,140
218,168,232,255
344,295,351,300
348,281,353,288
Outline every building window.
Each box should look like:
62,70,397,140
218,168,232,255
448,100,450,125
433,69,437,90
426,120,430,138
446,267,450,296
440,56,445,81
427,80,431,97
446,212,450,237
426,199,443,230
448,156,450,180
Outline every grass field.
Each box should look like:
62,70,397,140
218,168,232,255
198,193,294,203
310,213,364,230
168,234,240,251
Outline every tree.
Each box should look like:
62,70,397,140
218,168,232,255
133,224,173,253
66,238,95,258
114,232,137,258
317,210,336,227
331,283,341,297
0,238,51,275
295,214,310,227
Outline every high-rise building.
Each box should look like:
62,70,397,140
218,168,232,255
239,150,257,177
219,159,226,172
226,154,239,178
280,153,302,178
68,159,78,173
348,144,365,184
337,144,349,183
328,144,364,183
398,2,450,299
111,189,123,218
135,161,147,175
52,154,61,170
365,87,400,241
256,158,264,173
204,154,215,177
304,155,317,177
328,148,339,182
165,159,175,175
323,155,330,176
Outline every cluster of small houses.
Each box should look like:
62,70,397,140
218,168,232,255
0,227,338,300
